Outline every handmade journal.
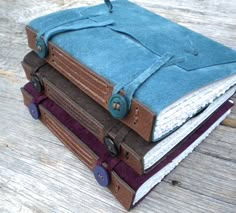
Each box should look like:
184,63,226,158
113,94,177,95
22,51,236,175
21,82,233,210
26,0,236,142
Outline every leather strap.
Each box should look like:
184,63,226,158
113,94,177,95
96,152,110,166
37,16,85,41
113,53,174,108
113,126,130,149
96,151,121,172
104,0,113,13
35,8,114,58
105,122,129,145
36,0,115,41
104,120,121,139
108,157,121,171
31,61,47,74
43,20,114,47
32,95,47,104
36,10,107,40
104,122,130,156
184,35,199,56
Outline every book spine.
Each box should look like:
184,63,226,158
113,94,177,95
26,26,156,142
22,60,144,175
21,88,135,210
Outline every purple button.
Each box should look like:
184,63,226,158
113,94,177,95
93,165,110,187
29,103,40,119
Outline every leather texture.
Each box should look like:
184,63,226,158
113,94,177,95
21,85,135,210
24,52,192,175
22,52,146,175
26,0,236,142
21,82,233,210
22,51,235,176
26,26,155,142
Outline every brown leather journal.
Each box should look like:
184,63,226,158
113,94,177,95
21,82,233,210
21,86,135,210
22,51,236,175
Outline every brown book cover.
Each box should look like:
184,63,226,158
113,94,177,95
26,26,156,142
21,82,233,210
22,51,236,175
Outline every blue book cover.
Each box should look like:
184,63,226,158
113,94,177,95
26,0,236,142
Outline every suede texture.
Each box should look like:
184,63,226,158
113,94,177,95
28,0,236,115
24,82,232,191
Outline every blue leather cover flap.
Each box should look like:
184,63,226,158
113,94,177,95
28,0,236,115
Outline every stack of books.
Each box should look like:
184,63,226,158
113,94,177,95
21,0,236,210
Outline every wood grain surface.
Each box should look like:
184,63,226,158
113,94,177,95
0,0,235,212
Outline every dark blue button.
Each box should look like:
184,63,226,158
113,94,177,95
104,137,119,157
93,165,110,187
32,75,43,93
108,94,129,119
29,103,40,119
36,37,48,59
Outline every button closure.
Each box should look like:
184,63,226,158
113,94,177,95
93,165,110,187
104,137,119,157
36,37,48,58
32,75,43,93
29,103,40,119
108,94,128,119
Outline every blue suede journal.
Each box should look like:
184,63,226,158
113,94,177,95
27,0,236,141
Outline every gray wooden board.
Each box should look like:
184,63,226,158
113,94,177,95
0,0,236,212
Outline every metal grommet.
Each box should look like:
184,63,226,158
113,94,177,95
36,37,48,58
32,75,43,93
93,165,110,187
108,94,129,119
28,103,40,119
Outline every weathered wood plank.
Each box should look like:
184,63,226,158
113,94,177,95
1,77,236,212
0,0,236,212
195,126,236,162
1,111,235,213
222,115,236,128
165,152,236,204
154,182,236,213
